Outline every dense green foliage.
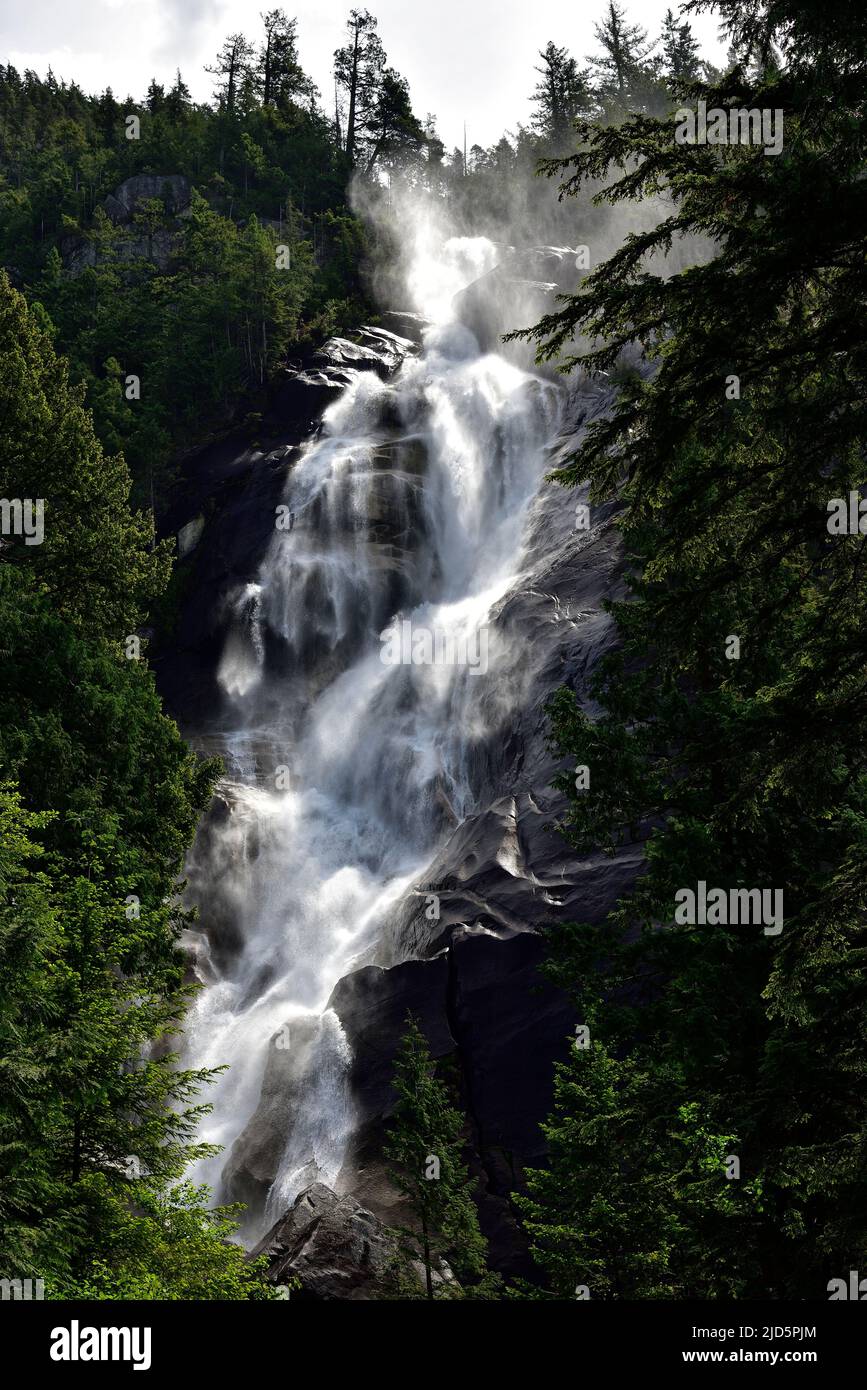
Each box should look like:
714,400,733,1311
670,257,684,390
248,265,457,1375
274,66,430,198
0,273,273,1299
0,6,713,501
514,0,867,1299
384,1018,498,1299
0,11,369,504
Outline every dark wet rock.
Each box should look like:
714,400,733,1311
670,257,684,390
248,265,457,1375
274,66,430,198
375,794,645,964
249,1182,440,1300
151,428,306,721
268,365,356,430
330,957,455,1124
222,1017,324,1225
380,311,432,345
312,329,414,380
325,930,578,1281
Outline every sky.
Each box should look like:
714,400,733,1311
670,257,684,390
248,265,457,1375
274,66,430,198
0,0,730,150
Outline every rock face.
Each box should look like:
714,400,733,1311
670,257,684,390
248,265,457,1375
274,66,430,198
453,245,582,367
60,226,177,275
153,324,419,719
60,175,193,277
104,173,192,222
222,1017,325,1221
326,933,580,1279
249,1182,435,1300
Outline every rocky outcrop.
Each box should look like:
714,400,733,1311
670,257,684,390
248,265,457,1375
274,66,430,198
453,245,582,366
60,175,192,277
312,327,416,379
268,365,357,430
61,226,177,275
379,310,431,345
268,327,416,426
103,173,191,223
249,1182,445,1300
326,932,579,1280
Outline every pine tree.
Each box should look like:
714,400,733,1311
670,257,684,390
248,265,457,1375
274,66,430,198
165,69,192,123
383,1017,492,1299
362,69,425,177
205,33,256,114
587,1,658,110
510,0,867,1298
333,9,385,168
531,41,594,146
257,9,317,110
0,271,169,639
660,8,702,81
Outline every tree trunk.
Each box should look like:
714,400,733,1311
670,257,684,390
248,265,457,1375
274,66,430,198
346,28,360,166
421,1213,433,1300
71,1117,82,1182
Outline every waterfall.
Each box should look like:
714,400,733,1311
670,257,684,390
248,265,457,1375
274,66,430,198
182,221,564,1236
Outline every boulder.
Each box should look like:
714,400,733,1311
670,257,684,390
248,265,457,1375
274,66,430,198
267,366,356,430
311,331,413,380
379,311,432,345
176,514,205,559
249,1182,430,1300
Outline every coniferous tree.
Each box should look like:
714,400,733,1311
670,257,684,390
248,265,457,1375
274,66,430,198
0,276,275,1300
587,1,658,110
510,0,867,1299
531,41,595,146
660,8,702,80
362,69,425,177
383,1017,493,1299
333,9,385,168
165,69,192,123
205,33,256,114
257,9,317,109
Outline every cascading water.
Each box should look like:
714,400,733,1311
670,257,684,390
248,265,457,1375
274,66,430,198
182,219,564,1238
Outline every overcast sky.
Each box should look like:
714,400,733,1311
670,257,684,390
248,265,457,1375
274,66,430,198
1,0,729,150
